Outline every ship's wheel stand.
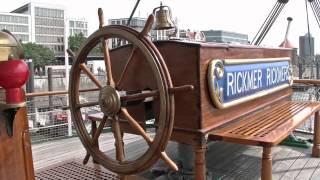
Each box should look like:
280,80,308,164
67,8,193,178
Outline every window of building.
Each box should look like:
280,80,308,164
69,21,74,27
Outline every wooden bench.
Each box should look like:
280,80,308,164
106,41,320,179
207,80,320,180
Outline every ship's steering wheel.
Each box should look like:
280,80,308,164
68,9,177,174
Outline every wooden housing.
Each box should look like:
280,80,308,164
109,41,293,144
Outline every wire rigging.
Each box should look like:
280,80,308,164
310,0,320,28
306,0,314,57
251,0,289,45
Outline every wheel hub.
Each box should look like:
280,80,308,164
99,86,121,116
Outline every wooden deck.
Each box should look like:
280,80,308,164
32,133,320,179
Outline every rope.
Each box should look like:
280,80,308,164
255,3,282,45
306,0,315,78
315,0,320,17
251,1,279,44
257,3,286,45
311,0,320,28
310,2,320,28
251,0,288,45
305,0,313,58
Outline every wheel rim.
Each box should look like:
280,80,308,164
69,25,174,174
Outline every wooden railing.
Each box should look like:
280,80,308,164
26,88,99,97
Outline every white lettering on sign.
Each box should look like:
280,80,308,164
227,69,263,96
226,65,289,97
266,66,289,86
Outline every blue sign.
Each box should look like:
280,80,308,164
208,58,292,109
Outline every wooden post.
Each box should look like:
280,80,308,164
26,59,34,98
0,107,35,180
261,146,272,180
48,67,53,110
313,111,320,157
316,62,320,79
26,59,35,127
298,63,303,79
193,138,207,180
91,120,98,163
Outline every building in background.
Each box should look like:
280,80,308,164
179,29,206,42
108,17,205,47
108,17,149,48
0,2,88,56
69,18,88,37
0,12,31,42
299,33,314,57
11,3,66,56
202,30,248,44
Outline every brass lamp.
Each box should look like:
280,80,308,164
0,30,23,61
153,2,177,37
0,30,29,137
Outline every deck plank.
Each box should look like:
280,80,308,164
32,134,320,179
280,152,309,180
310,161,320,180
295,155,320,180
272,147,303,180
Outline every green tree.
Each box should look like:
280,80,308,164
68,33,102,55
68,32,86,52
22,42,55,69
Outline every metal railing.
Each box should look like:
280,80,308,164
25,76,320,143
292,80,320,134
25,72,102,142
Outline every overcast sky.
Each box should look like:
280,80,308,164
1,0,319,53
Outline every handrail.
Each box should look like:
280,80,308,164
293,79,320,85
26,88,100,97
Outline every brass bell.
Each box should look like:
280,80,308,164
153,2,175,30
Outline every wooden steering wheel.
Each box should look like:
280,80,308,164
68,9,177,175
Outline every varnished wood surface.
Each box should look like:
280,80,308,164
110,42,201,131
109,41,294,136
313,112,320,157
208,101,320,146
0,107,35,180
69,24,176,174
198,44,293,131
109,41,297,179
294,79,320,85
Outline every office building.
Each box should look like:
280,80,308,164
202,30,248,44
0,2,88,56
69,19,88,37
299,33,314,57
0,12,31,42
11,3,65,55
108,17,150,48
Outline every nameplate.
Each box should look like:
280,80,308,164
207,57,293,109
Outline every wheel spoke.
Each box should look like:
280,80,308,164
121,90,158,102
83,116,109,165
80,63,102,88
120,108,151,142
117,46,137,88
140,14,154,37
98,8,115,87
101,38,114,86
76,101,99,109
112,116,125,162
120,108,178,171
91,116,109,144
116,15,154,89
